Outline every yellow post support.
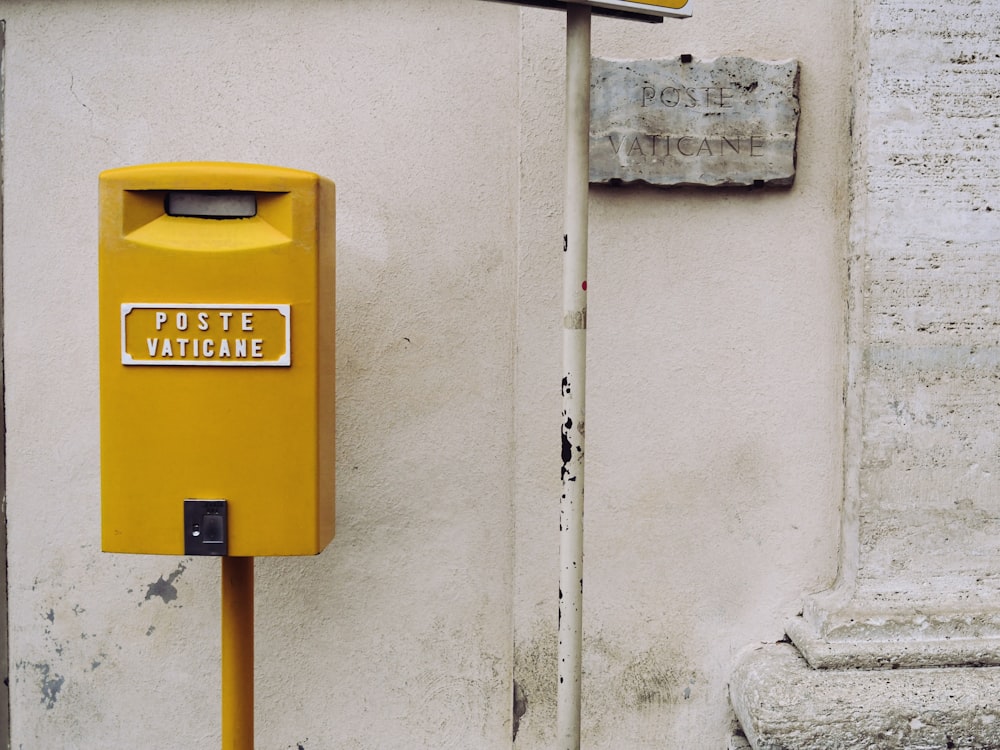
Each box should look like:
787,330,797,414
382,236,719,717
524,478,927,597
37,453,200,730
98,163,334,750
222,556,254,750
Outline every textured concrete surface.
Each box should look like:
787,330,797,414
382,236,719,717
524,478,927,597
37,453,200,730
788,0,1000,668
732,643,1000,750
732,1,1000,746
787,614,1000,670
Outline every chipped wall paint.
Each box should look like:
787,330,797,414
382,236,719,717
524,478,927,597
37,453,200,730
2,0,848,748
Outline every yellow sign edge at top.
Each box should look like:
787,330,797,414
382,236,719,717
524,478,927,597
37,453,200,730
483,0,691,21
582,0,690,18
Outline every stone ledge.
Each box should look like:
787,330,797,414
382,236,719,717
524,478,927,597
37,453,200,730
786,615,1000,670
730,642,1000,750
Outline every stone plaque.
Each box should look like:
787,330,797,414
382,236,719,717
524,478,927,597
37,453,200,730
590,56,800,187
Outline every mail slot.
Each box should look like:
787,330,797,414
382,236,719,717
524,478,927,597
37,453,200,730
99,162,335,556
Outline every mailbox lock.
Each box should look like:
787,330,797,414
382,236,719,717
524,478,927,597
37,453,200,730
184,499,228,556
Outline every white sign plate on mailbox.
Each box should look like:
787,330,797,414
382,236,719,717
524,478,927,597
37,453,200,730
121,303,291,367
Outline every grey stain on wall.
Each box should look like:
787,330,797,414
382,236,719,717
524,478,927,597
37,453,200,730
618,659,678,708
144,561,187,605
513,629,558,742
19,662,65,709
514,629,696,742
512,680,527,740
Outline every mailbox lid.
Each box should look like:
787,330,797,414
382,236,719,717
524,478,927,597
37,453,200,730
99,161,323,191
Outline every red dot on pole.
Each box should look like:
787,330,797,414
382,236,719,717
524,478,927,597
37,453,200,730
582,281,588,291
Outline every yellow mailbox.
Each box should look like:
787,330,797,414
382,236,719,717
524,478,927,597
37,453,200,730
99,162,335,556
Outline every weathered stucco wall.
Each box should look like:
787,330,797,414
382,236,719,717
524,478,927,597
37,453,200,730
1,1,850,748
3,2,519,747
512,3,850,747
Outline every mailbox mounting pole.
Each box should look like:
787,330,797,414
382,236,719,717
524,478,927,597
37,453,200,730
222,556,254,749
99,163,335,750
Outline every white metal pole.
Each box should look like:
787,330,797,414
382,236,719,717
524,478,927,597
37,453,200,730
558,5,590,749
